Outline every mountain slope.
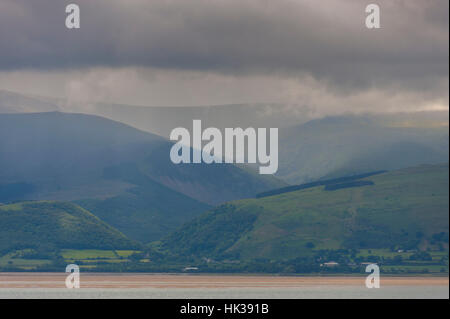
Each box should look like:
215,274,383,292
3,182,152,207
278,115,449,183
163,164,449,260
0,112,284,204
0,112,284,242
0,201,137,253
75,162,211,242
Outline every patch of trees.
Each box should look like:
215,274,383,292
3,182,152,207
324,180,374,191
431,232,449,244
409,251,432,261
163,204,258,257
256,171,385,198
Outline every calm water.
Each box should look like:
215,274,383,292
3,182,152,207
0,286,448,299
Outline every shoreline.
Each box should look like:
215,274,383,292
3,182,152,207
0,273,448,289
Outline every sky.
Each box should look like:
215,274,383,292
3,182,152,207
0,0,448,115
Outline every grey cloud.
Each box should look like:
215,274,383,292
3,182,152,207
0,0,448,91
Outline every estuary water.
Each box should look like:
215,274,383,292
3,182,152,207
0,286,448,299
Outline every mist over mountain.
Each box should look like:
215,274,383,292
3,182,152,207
0,90,59,113
277,115,449,184
2,90,448,187
0,90,313,136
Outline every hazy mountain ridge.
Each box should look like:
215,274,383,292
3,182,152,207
0,90,313,136
0,90,60,113
2,90,448,186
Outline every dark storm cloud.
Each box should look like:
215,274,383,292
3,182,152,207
0,0,448,89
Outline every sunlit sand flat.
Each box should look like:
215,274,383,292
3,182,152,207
0,273,447,289
0,274,448,298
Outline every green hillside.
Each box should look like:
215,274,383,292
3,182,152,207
163,164,449,261
0,201,138,254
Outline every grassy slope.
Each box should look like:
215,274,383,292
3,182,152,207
0,201,138,253
164,164,449,260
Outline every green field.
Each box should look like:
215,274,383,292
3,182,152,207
381,265,447,274
61,249,142,266
0,248,143,270
61,249,118,259
0,256,50,269
0,250,51,270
